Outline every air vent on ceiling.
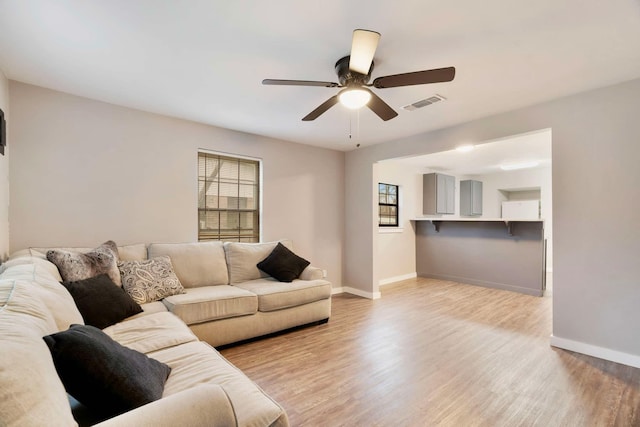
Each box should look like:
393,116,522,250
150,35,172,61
403,94,446,111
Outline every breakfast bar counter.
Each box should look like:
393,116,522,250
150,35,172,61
412,218,546,296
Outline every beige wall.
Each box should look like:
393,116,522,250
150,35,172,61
0,70,9,260
375,161,421,284
8,82,344,286
345,78,640,366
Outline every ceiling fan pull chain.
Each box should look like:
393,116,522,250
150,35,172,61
349,114,352,139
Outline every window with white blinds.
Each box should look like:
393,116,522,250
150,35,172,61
198,152,260,242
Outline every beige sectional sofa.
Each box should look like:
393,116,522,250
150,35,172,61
0,239,332,426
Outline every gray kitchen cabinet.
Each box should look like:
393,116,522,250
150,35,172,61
423,173,455,214
460,180,483,216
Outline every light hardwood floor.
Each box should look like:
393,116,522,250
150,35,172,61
220,278,640,426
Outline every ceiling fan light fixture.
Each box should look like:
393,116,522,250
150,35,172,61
338,88,371,109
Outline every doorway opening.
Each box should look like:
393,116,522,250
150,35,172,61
374,128,553,296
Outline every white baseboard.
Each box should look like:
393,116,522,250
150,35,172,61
550,335,640,369
379,272,417,287
331,287,343,295
341,286,381,300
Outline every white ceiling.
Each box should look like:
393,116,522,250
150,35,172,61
388,129,552,176
1,1,640,151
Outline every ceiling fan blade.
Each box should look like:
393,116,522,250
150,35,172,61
302,95,339,121
372,67,456,89
262,79,339,88
349,29,381,75
364,88,398,121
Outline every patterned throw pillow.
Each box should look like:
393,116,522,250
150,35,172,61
47,240,121,286
118,256,185,304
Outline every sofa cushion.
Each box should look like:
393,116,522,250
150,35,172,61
118,256,185,304
235,278,332,312
299,265,324,281
116,243,148,261
104,312,199,354
0,279,78,426
47,240,121,286
224,239,293,284
0,255,64,281
63,274,143,329
139,300,169,315
91,384,237,427
122,301,170,322
0,262,84,331
149,340,286,427
44,324,172,420
148,241,229,288
257,242,310,282
162,285,258,325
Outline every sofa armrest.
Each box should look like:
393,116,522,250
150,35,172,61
94,384,236,427
299,265,323,281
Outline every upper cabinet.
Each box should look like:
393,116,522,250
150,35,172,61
460,180,483,216
423,173,455,214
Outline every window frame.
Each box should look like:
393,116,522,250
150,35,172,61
197,150,262,242
378,182,399,228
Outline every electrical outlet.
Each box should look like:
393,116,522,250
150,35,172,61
322,269,327,278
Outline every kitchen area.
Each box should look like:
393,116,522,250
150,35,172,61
376,129,551,297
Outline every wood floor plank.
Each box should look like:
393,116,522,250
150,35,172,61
220,278,640,426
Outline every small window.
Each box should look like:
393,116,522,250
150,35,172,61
198,152,260,242
378,183,399,227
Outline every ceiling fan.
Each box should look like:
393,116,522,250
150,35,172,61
262,29,455,122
